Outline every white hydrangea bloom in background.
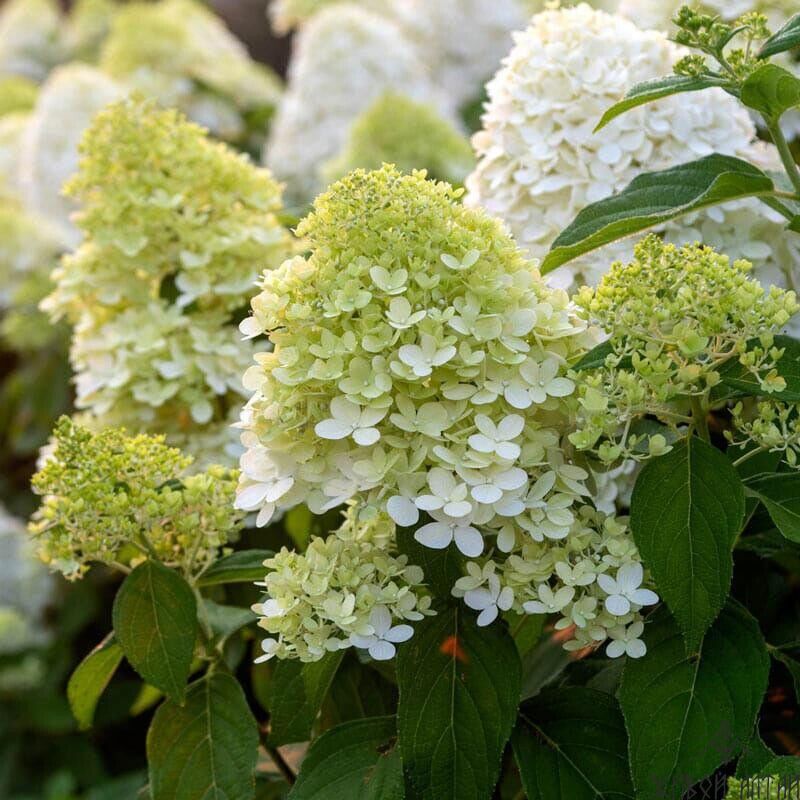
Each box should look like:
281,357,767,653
465,4,798,300
0,113,29,193
0,0,62,81
17,63,123,248
98,0,282,149
241,166,657,660
0,507,53,691
263,4,454,205
389,0,530,109
269,0,395,34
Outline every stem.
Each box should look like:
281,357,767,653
690,395,710,443
259,726,296,785
767,116,800,196
732,446,767,468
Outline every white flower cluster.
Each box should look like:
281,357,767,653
239,166,657,660
254,505,431,662
0,0,62,81
390,0,529,109
99,0,283,148
0,506,53,691
43,97,292,464
17,63,123,248
263,4,455,204
465,4,799,304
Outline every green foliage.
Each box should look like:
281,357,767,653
630,437,745,651
146,673,259,800
396,606,520,800
266,652,344,747
740,64,800,120
67,635,123,731
112,561,197,702
758,13,800,58
595,75,721,132
512,688,634,800
542,156,780,272
747,473,800,541
288,716,403,800
619,603,769,800
198,550,274,587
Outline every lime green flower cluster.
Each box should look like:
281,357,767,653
0,75,37,117
99,0,282,148
29,417,243,580
255,504,432,661
240,166,657,660
724,776,794,799
571,235,799,464
323,93,474,187
43,96,292,462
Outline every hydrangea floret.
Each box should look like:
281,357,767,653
42,96,292,462
570,235,799,466
254,504,431,662
99,0,282,147
239,165,657,660
263,4,453,204
323,92,474,187
29,417,243,580
464,4,798,305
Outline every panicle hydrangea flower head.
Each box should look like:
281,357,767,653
29,417,243,580
42,96,292,460
570,235,799,463
269,0,394,33
322,92,475,187
465,4,798,299
99,0,282,147
0,0,62,81
0,75,37,117
17,63,123,248
254,503,431,661
240,165,657,659
389,0,529,109
263,4,454,205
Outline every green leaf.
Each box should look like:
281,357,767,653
267,651,344,746
67,634,123,731
771,648,800,704
288,716,403,800
112,560,197,702
747,473,800,541
741,63,800,120
512,688,634,800
203,600,257,642
714,336,800,402
620,602,769,800
396,605,520,800
595,75,720,131
736,729,775,778
758,13,800,58
198,549,273,586
542,155,777,273
630,437,746,651
147,673,259,800
572,340,614,371
395,525,463,599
